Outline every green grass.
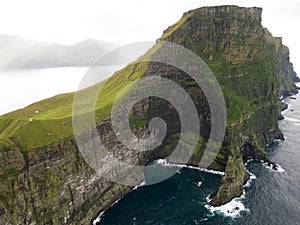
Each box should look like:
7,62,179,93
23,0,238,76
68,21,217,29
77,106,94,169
0,168,19,182
0,11,281,151
160,11,194,40
0,61,152,150
130,118,148,131
0,40,169,150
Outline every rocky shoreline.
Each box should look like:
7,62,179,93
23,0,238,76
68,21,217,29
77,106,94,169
0,5,298,224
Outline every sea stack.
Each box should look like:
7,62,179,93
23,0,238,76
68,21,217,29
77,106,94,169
0,5,297,224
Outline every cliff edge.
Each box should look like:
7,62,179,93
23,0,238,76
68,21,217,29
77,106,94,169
0,5,298,224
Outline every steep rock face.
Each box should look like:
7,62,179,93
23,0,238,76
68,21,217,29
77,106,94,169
0,5,298,224
144,5,294,206
278,44,299,96
0,121,142,224
264,29,299,96
0,113,159,224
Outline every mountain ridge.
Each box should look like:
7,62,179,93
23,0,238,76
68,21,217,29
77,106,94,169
0,5,298,224
0,34,117,69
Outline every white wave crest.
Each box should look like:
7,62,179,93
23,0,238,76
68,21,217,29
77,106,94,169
246,159,285,173
93,180,146,224
262,162,285,173
244,170,257,188
205,197,249,218
204,167,256,218
155,159,225,175
133,181,146,190
93,211,104,225
276,165,285,173
284,117,300,123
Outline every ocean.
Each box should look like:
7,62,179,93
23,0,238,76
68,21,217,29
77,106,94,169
95,92,300,225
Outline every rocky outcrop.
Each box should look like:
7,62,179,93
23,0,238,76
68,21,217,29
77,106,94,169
151,5,295,206
278,44,300,96
0,5,298,224
264,29,299,97
0,121,140,224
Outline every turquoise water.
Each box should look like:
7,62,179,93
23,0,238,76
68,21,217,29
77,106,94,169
95,93,300,225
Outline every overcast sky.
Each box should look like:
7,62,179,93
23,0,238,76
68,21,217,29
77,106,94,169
0,0,299,72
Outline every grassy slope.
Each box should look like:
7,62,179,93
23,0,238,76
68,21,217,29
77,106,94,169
160,11,195,39
165,12,279,125
0,8,279,151
0,11,195,151
0,61,149,150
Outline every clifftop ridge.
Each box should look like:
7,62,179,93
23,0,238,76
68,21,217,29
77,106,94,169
0,5,298,224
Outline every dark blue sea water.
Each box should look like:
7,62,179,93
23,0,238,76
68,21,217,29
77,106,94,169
95,93,300,225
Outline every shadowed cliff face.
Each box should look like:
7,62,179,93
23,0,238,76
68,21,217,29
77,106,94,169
278,44,300,96
0,5,298,224
132,5,295,206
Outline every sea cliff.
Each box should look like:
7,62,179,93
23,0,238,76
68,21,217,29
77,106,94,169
0,5,298,224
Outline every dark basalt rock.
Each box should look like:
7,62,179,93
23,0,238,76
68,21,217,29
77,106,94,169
0,5,298,223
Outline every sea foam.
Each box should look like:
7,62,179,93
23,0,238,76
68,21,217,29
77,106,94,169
262,162,285,173
155,159,225,176
283,117,300,123
204,168,256,218
155,160,254,218
93,180,146,224
93,159,224,224
205,198,249,218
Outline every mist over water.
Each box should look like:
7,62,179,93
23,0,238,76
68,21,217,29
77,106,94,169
0,65,122,115
96,92,300,225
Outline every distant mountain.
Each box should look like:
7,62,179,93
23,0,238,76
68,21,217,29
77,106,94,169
0,6,299,224
0,34,117,68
